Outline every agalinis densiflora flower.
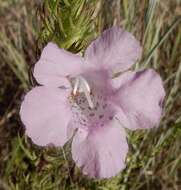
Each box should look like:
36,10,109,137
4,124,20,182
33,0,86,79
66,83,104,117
20,27,165,178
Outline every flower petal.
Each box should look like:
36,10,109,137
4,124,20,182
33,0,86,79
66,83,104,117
112,69,165,130
71,120,128,178
20,86,72,146
85,27,142,73
34,42,85,87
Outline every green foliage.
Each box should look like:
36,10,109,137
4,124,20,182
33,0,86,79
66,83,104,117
38,0,100,52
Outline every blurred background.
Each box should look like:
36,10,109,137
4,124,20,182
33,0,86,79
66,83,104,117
0,0,181,189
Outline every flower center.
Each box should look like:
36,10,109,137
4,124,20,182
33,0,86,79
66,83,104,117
72,76,94,109
68,75,115,130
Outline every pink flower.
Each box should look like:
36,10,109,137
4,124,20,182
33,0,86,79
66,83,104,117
20,27,165,178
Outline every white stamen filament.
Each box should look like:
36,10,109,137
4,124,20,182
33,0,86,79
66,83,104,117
73,78,80,95
84,89,94,109
73,76,94,109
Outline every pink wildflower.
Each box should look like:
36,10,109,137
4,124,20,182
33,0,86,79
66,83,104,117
20,27,165,178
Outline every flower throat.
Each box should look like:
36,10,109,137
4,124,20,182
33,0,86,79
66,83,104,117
72,76,94,109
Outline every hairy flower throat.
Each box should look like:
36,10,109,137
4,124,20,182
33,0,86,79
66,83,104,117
73,76,94,109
